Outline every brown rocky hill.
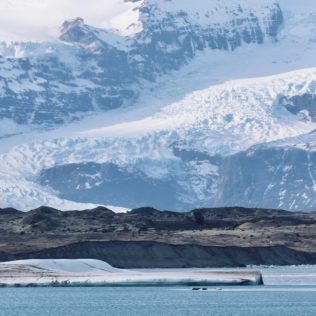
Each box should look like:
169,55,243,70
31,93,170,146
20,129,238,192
0,206,315,268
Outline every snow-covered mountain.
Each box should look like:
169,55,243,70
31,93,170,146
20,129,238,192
0,0,282,126
0,0,315,211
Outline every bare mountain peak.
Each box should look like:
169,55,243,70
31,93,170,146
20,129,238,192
59,17,96,45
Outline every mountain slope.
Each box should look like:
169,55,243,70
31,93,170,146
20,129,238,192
0,0,315,211
0,0,282,127
1,68,316,211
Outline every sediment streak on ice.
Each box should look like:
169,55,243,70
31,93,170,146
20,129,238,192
0,259,263,287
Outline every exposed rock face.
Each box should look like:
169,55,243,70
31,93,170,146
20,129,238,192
40,162,183,210
60,18,95,45
138,1,282,56
215,134,316,211
280,93,316,122
4,242,316,269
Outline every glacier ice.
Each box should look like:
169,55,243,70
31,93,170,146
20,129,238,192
0,1,315,211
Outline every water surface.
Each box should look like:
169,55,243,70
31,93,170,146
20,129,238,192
1,266,316,316
1,286,316,316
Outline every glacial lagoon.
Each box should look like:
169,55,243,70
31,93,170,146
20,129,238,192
1,266,316,316
1,286,316,316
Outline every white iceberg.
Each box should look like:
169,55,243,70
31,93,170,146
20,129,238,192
0,259,263,287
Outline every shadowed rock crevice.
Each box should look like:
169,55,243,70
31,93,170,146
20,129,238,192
2,241,315,269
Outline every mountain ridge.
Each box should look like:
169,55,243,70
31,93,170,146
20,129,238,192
0,0,282,126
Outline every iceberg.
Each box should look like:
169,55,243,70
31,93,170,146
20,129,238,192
0,259,263,287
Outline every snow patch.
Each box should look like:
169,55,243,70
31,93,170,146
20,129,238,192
3,259,124,274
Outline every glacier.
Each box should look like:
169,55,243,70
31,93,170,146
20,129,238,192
0,0,316,211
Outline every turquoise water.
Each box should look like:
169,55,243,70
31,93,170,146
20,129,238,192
0,286,316,316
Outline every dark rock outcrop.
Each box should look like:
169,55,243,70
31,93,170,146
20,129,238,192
0,206,315,268
3,241,316,269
